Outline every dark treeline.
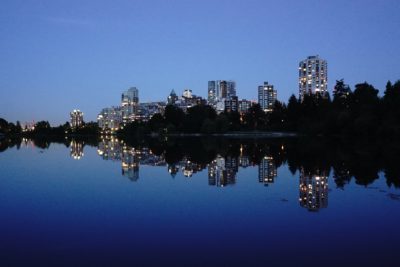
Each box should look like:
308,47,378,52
119,79,400,137
0,119,99,138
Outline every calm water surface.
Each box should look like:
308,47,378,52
0,138,399,267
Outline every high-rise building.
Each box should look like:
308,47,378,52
299,55,328,101
121,87,139,106
208,80,236,105
167,89,179,104
70,109,83,128
238,99,253,114
97,106,122,133
208,81,219,104
226,80,236,99
220,81,228,99
224,96,238,113
258,82,277,112
121,87,139,123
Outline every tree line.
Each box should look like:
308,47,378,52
0,119,99,137
120,79,400,138
2,79,399,138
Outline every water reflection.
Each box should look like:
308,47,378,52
2,136,400,212
259,156,277,186
208,155,237,186
299,168,328,211
70,140,84,160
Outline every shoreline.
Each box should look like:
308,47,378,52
165,131,298,138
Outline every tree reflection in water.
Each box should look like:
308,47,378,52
2,136,400,211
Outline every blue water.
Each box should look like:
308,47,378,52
0,141,399,267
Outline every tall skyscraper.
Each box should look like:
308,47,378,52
226,80,236,98
167,89,178,104
258,82,277,112
208,80,236,105
208,80,219,104
122,87,139,106
298,55,328,101
70,109,83,128
121,87,139,123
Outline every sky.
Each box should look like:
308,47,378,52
1,0,400,125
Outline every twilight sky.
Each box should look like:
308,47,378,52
1,0,400,125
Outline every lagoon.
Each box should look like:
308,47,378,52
0,137,399,267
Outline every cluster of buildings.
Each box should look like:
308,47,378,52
91,55,328,133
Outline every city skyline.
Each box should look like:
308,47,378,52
1,0,400,125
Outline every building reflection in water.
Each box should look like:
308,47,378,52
208,155,237,187
97,138,167,182
121,144,140,182
181,159,204,177
70,140,84,160
299,168,328,211
258,156,277,186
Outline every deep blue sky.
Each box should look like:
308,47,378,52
1,0,400,125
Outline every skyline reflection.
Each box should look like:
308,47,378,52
2,136,400,213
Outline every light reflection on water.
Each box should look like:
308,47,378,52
1,137,400,266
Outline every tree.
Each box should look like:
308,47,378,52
267,101,287,130
0,118,8,134
286,95,300,131
243,104,265,130
183,104,217,133
148,113,165,133
164,104,185,129
333,79,351,99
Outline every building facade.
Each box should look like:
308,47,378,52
299,55,328,101
258,82,277,112
97,106,123,133
224,96,238,113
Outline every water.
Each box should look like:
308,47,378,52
0,137,399,267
